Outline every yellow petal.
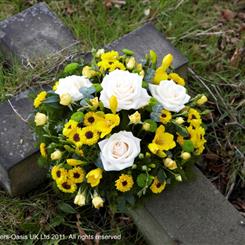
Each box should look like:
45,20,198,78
161,53,173,71
109,95,118,114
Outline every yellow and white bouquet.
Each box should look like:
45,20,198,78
33,49,207,211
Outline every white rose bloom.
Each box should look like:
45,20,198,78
149,80,190,112
98,131,141,171
100,69,150,111
55,75,92,102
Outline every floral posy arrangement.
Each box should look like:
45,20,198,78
33,49,207,211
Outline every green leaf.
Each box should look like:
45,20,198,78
157,169,167,182
50,215,65,228
124,193,135,206
63,63,80,74
137,173,147,188
58,202,76,214
71,112,84,122
173,122,189,137
182,140,195,152
121,49,134,56
93,83,102,92
42,95,59,104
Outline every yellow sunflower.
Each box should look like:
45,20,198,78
187,108,202,127
115,174,134,192
68,167,85,183
57,178,77,193
69,128,83,148
80,126,99,145
83,112,103,126
51,165,67,182
150,177,166,194
40,143,47,158
159,109,172,124
63,120,78,137
33,91,47,108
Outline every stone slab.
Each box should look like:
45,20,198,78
0,2,77,64
131,167,245,245
0,23,187,196
0,89,47,195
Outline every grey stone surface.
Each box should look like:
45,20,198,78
0,90,47,195
108,23,188,77
139,167,245,245
0,2,77,64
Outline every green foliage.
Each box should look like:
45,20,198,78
63,63,80,75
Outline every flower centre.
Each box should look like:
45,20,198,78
156,183,162,188
74,173,80,178
88,117,95,123
62,182,71,189
56,170,61,178
85,131,93,139
122,181,128,186
112,142,129,158
73,133,80,142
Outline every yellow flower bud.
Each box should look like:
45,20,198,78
109,95,118,114
50,150,62,160
60,93,72,106
52,81,59,91
175,117,185,124
181,152,191,160
86,168,103,187
74,191,86,207
153,67,168,84
90,97,99,110
128,111,141,124
175,174,182,182
161,53,173,71
163,158,177,170
139,70,145,77
92,193,104,209
143,122,151,131
126,57,136,70
197,95,208,105
82,66,97,78
96,48,105,58
169,73,185,86
34,112,47,126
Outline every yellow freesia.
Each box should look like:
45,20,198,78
86,168,103,187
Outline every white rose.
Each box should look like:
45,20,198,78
55,75,92,102
98,131,141,171
100,69,150,111
149,80,190,112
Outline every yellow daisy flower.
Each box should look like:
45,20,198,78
159,109,172,124
115,174,134,192
150,177,166,194
101,50,119,61
63,120,78,137
187,125,206,155
33,91,47,108
51,165,67,182
83,112,103,126
68,167,85,183
40,143,47,158
80,126,99,146
69,128,83,148
57,179,77,193
67,159,85,166
188,108,202,127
